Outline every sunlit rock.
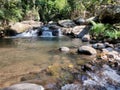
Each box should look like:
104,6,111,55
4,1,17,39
59,47,70,52
3,83,44,90
78,45,97,55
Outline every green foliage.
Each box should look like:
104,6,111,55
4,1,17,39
90,21,120,39
0,0,23,25
35,0,70,22
105,25,120,39
90,21,106,36
0,0,119,25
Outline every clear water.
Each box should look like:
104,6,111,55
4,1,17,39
0,36,87,87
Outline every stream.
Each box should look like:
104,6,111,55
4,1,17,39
0,36,88,88
0,28,120,90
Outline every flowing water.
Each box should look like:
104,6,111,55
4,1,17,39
1,29,120,89
0,36,88,88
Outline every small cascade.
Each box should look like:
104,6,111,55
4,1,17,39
15,29,38,37
41,30,53,37
13,26,63,38
58,28,62,36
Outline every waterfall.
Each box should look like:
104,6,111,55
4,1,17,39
14,29,38,37
58,28,62,36
41,30,53,37
13,26,62,38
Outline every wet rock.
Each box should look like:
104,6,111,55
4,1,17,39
58,20,76,28
62,27,73,35
102,48,114,53
82,34,90,42
108,61,119,69
81,63,94,71
0,30,5,37
92,43,105,49
78,46,97,55
61,84,82,90
107,51,119,60
3,83,44,90
59,47,70,52
116,57,120,61
103,65,120,84
104,42,114,48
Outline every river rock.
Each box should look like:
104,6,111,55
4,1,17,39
59,47,70,52
81,63,94,71
107,51,119,60
3,83,44,90
61,84,82,90
82,34,90,42
58,20,76,28
62,27,73,35
92,43,106,49
104,42,114,48
78,46,97,55
10,20,43,33
72,25,90,38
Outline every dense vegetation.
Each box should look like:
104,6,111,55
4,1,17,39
0,0,119,39
0,0,119,25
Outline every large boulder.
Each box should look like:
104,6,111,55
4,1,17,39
3,83,44,90
78,45,97,55
99,5,120,24
72,25,91,38
10,20,43,33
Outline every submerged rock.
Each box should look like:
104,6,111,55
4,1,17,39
59,47,70,52
3,83,44,90
78,46,97,55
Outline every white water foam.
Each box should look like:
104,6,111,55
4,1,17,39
41,30,54,37
14,29,38,38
